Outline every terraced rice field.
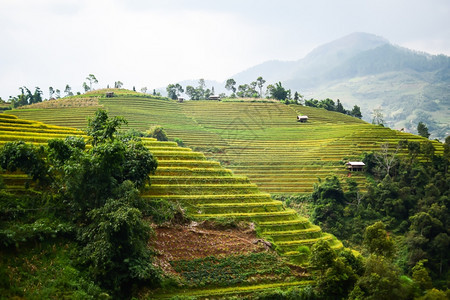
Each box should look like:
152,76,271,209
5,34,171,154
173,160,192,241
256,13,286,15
10,94,443,195
0,113,338,297
0,113,344,259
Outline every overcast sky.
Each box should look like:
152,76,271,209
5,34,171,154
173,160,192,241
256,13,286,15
1,0,449,100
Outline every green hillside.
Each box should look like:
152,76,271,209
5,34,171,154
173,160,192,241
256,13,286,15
0,113,333,298
10,90,444,196
2,92,448,298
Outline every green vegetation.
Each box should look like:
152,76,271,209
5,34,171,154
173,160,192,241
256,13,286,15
0,110,161,298
170,252,292,288
11,94,443,198
2,90,448,298
0,111,326,298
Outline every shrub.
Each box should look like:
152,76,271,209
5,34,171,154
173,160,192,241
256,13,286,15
174,138,185,147
146,126,168,141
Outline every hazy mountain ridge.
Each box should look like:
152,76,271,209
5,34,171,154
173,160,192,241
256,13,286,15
231,32,449,140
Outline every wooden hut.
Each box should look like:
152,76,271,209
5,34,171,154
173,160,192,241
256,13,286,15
346,162,365,171
106,92,115,98
297,115,308,122
208,95,221,101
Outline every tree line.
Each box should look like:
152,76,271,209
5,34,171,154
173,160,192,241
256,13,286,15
166,77,363,119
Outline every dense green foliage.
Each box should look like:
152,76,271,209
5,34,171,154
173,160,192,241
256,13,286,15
304,98,362,118
0,109,161,298
302,139,450,295
3,93,449,298
146,125,169,141
8,86,44,108
171,252,292,288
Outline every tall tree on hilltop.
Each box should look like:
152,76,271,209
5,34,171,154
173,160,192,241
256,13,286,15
350,105,362,119
64,84,73,97
114,81,123,89
166,83,184,100
256,76,266,98
48,87,55,99
86,74,98,90
269,82,288,100
336,99,345,113
371,108,384,126
225,78,237,96
33,87,43,103
82,82,90,92
417,122,430,139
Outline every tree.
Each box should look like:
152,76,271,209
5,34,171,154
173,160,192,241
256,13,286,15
372,108,384,126
0,141,49,185
49,87,55,99
318,98,335,111
417,122,430,139
86,109,128,146
114,81,123,89
311,176,347,238
146,126,168,141
82,82,90,92
64,84,73,97
78,182,161,296
305,98,319,107
256,76,266,98
166,83,184,100
55,89,61,99
349,255,404,300
225,78,236,95
416,289,448,300
310,241,358,299
269,82,288,100
0,115,161,297
33,87,43,103
16,87,27,107
363,221,395,258
372,143,401,177
412,259,433,291
185,85,199,100
350,105,362,119
141,87,147,94
294,91,304,104
237,84,249,98
198,78,206,90
336,99,345,113
86,74,98,90
310,240,336,275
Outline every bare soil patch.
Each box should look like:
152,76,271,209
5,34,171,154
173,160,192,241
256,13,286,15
151,222,268,273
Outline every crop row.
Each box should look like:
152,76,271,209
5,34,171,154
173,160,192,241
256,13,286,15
1,111,345,269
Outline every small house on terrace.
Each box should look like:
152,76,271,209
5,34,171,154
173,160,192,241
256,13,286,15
208,95,221,101
297,115,308,122
346,161,365,172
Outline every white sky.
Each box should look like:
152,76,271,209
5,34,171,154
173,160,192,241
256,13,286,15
1,0,449,99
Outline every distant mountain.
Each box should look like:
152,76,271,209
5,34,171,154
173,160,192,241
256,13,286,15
231,32,450,140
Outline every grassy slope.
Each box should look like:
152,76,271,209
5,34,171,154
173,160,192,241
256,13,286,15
10,91,444,196
0,113,322,298
4,91,446,297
